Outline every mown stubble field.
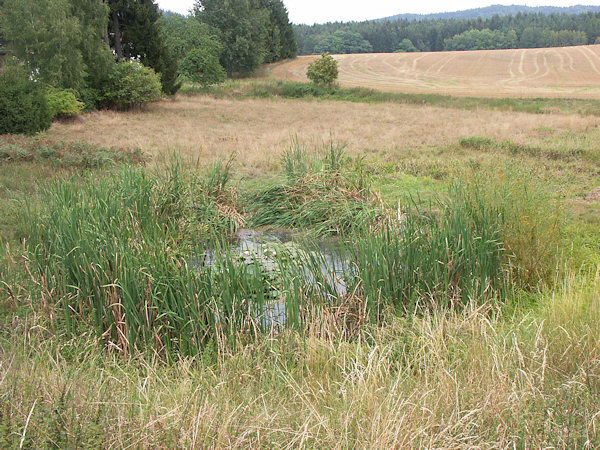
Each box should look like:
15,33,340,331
268,45,600,98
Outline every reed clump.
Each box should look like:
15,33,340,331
17,161,252,357
248,140,383,235
15,151,565,358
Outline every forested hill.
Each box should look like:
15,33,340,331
379,4,600,22
295,10,600,55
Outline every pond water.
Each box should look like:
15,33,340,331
196,228,350,327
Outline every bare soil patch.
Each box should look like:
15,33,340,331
585,187,600,202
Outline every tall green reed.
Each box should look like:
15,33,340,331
343,184,511,319
19,162,253,357
17,159,528,359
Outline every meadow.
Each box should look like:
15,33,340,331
0,74,599,446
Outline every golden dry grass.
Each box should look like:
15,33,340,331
47,95,599,173
268,45,600,98
2,270,598,447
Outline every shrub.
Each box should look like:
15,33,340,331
0,65,52,134
306,53,338,86
45,87,84,119
179,48,226,87
278,81,328,98
101,60,162,109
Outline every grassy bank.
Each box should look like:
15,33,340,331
181,79,600,116
1,270,598,447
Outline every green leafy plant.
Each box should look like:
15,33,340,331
0,65,52,134
179,48,226,87
306,53,338,86
101,60,162,109
45,88,85,119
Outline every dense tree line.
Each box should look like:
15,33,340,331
0,0,178,107
192,0,296,76
0,0,295,133
380,4,600,22
295,12,600,55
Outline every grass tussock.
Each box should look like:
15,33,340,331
248,140,383,235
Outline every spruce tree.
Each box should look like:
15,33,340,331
108,0,180,94
261,0,296,62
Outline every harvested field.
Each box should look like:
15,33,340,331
268,45,600,98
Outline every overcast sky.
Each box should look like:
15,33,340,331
156,1,591,24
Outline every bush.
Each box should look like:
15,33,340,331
0,65,52,134
101,60,162,109
45,87,85,119
306,53,338,86
278,81,331,98
179,48,226,87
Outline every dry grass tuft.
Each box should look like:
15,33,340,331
0,270,597,447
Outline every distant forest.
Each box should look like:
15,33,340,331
295,7,600,55
379,4,600,22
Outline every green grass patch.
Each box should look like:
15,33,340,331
187,79,600,116
459,135,591,163
0,135,145,168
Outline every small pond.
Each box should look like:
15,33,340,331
195,228,350,327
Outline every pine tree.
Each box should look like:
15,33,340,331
261,0,296,63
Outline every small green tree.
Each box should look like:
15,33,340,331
306,53,338,86
179,48,226,86
157,15,226,85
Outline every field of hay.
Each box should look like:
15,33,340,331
47,95,599,172
268,45,600,98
